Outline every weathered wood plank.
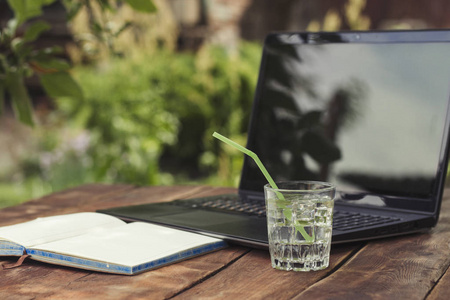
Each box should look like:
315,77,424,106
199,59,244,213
0,246,249,300
426,264,450,300
72,184,222,211
172,243,363,299
292,196,450,300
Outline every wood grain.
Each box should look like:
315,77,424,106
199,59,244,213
292,196,450,300
427,263,450,300
171,243,363,299
0,246,249,300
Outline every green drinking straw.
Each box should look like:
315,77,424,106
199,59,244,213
212,132,314,242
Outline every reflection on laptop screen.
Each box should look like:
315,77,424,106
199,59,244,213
241,32,450,210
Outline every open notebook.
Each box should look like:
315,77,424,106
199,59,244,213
0,212,226,275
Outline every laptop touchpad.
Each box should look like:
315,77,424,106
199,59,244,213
151,210,251,227
151,210,268,242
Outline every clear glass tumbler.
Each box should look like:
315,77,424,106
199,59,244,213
264,181,335,271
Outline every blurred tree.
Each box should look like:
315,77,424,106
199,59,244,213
0,0,156,126
307,0,370,31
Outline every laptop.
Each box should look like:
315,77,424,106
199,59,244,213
99,29,450,248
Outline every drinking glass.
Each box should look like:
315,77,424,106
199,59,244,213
264,181,335,271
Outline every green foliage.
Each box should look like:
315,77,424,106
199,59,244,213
124,0,157,13
56,43,261,186
1,0,156,126
63,0,157,58
6,0,57,25
1,1,81,126
0,120,95,208
0,182,35,209
40,72,83,99
3,70,35,125
1,0,259,206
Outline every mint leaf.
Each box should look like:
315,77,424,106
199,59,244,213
6,71,34,126
32,58,71,72
7,0,57,25
23,20,51,42
40,71,83,100
125,0,157,13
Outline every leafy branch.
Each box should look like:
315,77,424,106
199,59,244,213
63,0,156,57
0,0,156,126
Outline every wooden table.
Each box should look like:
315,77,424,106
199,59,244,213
1,184,449,299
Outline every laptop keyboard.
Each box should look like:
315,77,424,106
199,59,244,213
172,194,267,217
332,211,401,231
171,195,401,231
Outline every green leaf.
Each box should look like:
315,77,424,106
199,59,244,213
7,0,57,25
32,58,71,72
0,82,5,116
23,20,51,42
39,46,64,55
40,71,83,100
5,71,34,126
124,0,157,13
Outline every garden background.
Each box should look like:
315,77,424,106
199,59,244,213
1,0,450,208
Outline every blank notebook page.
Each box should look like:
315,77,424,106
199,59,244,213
30,222,223,267
0,212,125,247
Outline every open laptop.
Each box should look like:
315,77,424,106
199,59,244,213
99,30,450,248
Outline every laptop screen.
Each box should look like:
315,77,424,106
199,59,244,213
240,31,450,212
